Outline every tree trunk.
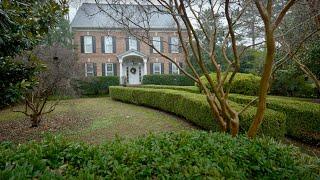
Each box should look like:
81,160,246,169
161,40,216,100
31,115,42,127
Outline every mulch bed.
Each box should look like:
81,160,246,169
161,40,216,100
0,114,91,143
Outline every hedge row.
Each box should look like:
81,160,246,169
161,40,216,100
71,76,119,96
229,94,320,146
142,74,194,86
110,87,286,138
1,132,319,179
198,73,261,95
140,85,200,93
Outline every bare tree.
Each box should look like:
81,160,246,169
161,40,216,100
92,0,297,137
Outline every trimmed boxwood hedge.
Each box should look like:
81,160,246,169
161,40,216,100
141,85,200,93
142,74,194,86
110,86,286,138
1,132,319,179
229,94,320,146
198,73,261,95
71,76,119,96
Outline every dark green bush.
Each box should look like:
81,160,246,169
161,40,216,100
229,94,320,146
0,132,319,179
110,87,286,138
142,74,194,86
71,76,119,96
141,85,200,93
198,73,261,96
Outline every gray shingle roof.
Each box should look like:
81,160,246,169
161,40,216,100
71,3,182,30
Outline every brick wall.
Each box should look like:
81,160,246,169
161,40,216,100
73,29,187,77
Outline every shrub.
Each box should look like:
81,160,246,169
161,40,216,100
142,74,194,86
110,87,286,138
229,94,320,146
71,76,119,96
0,132,319,179
198,73,261,96
141,85,200,93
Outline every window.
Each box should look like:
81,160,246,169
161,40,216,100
84,36,93,53
106,63,114,76
171,63,179,74
129,37,137,50
105,36,113,53
86,63,94,76
153,63,161,74
170,37,179,53
152,37,161,53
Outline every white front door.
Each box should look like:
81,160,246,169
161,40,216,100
128,65,141,84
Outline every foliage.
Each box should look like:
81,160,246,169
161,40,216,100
141,85,200,93
304,40,320,80
72,76,120,96
142,74,194,86
198,73,261,96
0,132,319,179
110,87,286,138
271,70,317,98
239,48,264,74
229,94,320,146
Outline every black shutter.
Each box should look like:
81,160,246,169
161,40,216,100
102,63,106,76
80,36,84,53
126,36,129,51
150,63,153,74
160,37,164,53
82,62,86,77
168,37,172,53
169,62,172,74
92,36,96,53
179,40,182,53
113,36,116,53
137,40,140,51
93,63,97,76
161,63,164,74
101,36,105,53
113,63,117,76
179,62,183,69
150,38,153,53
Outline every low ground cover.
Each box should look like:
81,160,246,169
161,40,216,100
0,97,195,144
0,132,318,179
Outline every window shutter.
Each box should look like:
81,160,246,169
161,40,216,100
161,63,164,74
137,40,140,52
179,40,182,53
126,36,129,51
93,63,97,76
169,62,172,74
80,36,84,53
113,63,117,76
113,36,116,53
179,62,183,69
102,63,106,76
92,36,96,53
160,37,164,53
83,63,86,77
150,38,153,53
101,36,105,53
150,63,153,74
168,37,172,53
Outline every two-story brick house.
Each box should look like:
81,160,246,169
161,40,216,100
71,3,187,85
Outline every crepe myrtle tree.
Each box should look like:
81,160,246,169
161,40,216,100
94,0,297,137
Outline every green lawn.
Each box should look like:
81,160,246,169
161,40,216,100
0,97,196,144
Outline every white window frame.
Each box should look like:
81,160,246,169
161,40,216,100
129,37,137,50
106,63,114,76
171,37,179,53
153,63,161,74
85,62,94,77
84,36,93,53
105,36,113,53
152,36,161,53
171,63,180,74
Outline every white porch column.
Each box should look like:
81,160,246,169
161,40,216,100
119,59,123,84
143,58,147,75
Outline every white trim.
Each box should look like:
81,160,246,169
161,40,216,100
153,62,161,74
104,36,113,53
84,36,93,53
105,63,114,76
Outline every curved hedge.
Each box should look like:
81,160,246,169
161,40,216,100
141,85,200,93
198,73,261,95
110,86,286,138
229,94,320,146
142,74,194,86
1,132,319,179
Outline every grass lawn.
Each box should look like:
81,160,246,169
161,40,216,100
0,97,196,144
